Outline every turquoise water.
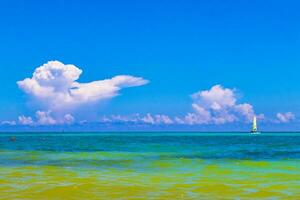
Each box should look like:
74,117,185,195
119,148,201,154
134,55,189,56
0,132,300,199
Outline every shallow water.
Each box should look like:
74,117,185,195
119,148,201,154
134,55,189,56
0,132,300,199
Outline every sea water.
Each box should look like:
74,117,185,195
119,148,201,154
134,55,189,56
0,132,299,199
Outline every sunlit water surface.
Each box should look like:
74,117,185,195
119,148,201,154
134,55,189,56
0,132,300,199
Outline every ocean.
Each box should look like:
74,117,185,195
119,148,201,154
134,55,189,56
0,132,299,199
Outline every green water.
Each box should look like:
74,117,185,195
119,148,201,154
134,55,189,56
0,132,300,199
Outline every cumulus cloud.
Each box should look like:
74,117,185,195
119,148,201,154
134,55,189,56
35,110,57,125
18,116,34,125
1,121,16,126
17,61,149,112
174,117,185,124
17,111,75,126
141,113,155,124
154,114,173,124
64,114,75,125
182,85,255,124
99,113,174,125
276,112,295,123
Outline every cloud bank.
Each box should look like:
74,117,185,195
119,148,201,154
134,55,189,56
98,85,257,126
18,111,75,126
99,113,174,125
17,61,149,112
13,65,296,128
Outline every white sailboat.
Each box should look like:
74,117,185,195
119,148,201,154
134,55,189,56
250,115,260,134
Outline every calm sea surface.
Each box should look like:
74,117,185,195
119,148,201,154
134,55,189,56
0,132,299,199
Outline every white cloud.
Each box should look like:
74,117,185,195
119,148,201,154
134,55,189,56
17,61,148,112
276,112,295,123
183,85,255,124
99,113,174,125
16,111,75,126
36,110,57,125
16,60,148,127
141,113,155,124
18,116,34,125
192,85,236,109
75,85,258,126
234,103,254,121
184,113,207,125
154,114,173,124
1,121,16,126
174,117,185,124
190,104,212,124
64,114,75,125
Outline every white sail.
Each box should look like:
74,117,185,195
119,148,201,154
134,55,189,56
252,116,257,132
251,115,260,134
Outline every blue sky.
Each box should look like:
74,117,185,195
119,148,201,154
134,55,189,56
0,0,299,131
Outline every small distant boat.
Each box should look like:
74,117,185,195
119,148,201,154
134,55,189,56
250,115,260,134
9,137,16,142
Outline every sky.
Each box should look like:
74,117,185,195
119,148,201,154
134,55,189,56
0,0,299,131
